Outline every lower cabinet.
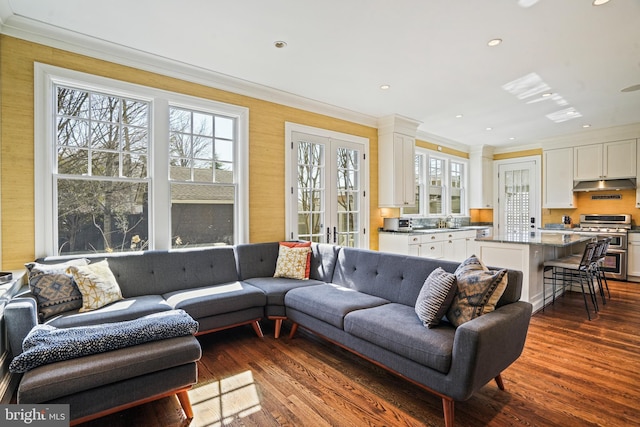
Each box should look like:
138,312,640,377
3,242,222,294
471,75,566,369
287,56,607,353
628,233,640,282
380,230,476,262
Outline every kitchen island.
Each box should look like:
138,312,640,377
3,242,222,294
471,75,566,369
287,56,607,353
476,232,594,311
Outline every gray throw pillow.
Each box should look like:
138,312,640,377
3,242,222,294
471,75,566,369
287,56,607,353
415,267,457,328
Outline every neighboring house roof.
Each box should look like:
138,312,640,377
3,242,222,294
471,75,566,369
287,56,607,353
170,166,234,203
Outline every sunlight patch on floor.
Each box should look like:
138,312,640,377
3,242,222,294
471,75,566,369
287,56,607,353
188,370,262,426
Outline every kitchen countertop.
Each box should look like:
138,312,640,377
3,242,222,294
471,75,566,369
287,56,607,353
477,231,594,247
379,226,490,235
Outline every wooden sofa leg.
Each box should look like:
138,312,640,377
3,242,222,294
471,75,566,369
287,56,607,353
288,323,299,339
251,320,264,338
442,397,455,427
495,374,505,390
176,390,194,419
274,318,283,339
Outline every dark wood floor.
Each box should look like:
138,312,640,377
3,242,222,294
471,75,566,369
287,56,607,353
79,280,640,427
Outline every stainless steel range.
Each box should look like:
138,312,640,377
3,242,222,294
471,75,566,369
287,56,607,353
574,214,631,280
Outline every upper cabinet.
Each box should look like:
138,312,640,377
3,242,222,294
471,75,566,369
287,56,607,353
543,147,576,208
468,145,494,208
378,115,420,207
573,139,636,180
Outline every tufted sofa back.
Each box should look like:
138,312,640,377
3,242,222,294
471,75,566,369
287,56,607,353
332,247,523,307
38,247,239,298
235,242,340,283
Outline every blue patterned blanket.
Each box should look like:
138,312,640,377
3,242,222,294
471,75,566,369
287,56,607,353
9,309,199,373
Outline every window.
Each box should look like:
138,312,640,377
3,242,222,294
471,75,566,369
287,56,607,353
169,107,237,247
429,157,444,215
55,86,151,253
35,64,248,257
403,150,467,217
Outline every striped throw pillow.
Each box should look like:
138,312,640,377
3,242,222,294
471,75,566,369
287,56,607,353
415,267,458,328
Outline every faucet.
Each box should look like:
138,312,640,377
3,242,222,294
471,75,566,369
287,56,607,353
445,215,454,228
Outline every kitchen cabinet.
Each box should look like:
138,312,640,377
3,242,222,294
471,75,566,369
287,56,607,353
573,139,636,180
543,147,576,208
378,115,420,207
628,233,640,282
469,145,494,208
444,230,476,262
379,229,476,261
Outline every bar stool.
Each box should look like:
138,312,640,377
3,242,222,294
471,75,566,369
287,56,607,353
543,241,599,320
591,238,611,304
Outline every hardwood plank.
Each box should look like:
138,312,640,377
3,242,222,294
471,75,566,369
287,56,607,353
76,280,640,426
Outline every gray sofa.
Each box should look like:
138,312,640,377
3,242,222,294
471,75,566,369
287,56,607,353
5,242,532,427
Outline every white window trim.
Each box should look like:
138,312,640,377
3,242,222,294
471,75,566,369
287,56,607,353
284,122,370,248
34,63,249,258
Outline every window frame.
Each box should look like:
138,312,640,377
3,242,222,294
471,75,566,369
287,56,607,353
34,63,249,258
402,148,468,218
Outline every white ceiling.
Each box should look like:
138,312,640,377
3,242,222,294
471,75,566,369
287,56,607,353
2,0,640,149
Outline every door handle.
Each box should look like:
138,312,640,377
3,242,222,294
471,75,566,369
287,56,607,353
333,226,337,243
326,227,331,243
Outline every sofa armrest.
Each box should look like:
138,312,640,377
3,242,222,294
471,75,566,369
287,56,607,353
447,301,533,401
5,296,39,358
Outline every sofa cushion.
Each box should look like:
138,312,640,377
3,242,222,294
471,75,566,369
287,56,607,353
17,335,201,404
10,310,198,373
67,260,123,312
447,255,508,327
415,267,457,328
45,295,173,328
25,259,88,320
163,282,266,319
344,303,455,374
285,283,389,329
273,244,311,280
242,277,324,306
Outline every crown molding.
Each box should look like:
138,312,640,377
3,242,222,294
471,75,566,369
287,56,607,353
0,12,379,129
538,122,640,150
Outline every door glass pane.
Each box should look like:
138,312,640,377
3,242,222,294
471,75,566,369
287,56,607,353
297,141,325,242
336,147,359,248
504,169,530,233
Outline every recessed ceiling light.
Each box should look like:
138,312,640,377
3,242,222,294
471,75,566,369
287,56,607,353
542,92,553,97
509,137,516,140
274,41,287,48
487,38,502,47
583,124,592,128
621,83,640,93
380,84,391,90
455,114,463,118
485,127,493,131
593,0,610,5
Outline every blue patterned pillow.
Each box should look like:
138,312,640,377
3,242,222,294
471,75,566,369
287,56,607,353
26,259,89,320
446,255,508,328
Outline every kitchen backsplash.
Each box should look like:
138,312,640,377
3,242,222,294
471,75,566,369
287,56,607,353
544,189,640,227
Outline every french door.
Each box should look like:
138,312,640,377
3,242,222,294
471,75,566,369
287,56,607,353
496,158,540,234
286,125,368,248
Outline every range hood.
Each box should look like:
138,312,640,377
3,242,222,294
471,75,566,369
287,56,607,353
572,178,636,192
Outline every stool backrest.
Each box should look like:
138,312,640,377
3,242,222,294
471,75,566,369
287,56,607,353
580,241,599,268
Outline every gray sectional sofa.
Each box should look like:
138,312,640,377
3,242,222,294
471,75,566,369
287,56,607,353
5,242,532,427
